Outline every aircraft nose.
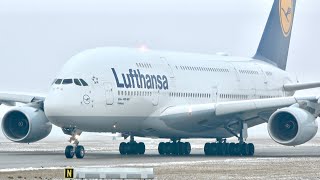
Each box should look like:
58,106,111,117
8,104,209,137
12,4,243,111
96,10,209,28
44,87,78,127
44,89,63,118
44,86,77,115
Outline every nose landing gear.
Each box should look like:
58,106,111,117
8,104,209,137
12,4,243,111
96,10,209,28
64,130,85,159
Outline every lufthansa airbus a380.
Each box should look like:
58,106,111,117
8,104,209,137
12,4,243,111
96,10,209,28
1,0,320,159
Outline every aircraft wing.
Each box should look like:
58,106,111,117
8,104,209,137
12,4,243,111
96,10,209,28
0,92,45,106
160,96,319,132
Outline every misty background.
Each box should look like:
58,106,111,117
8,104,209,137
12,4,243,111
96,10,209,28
0,0,320,142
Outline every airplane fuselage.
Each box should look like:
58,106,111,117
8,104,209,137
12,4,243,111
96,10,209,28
44,47,296,139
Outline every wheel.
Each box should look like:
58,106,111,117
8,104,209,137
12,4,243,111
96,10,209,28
210,143,218,156
172,143,179,155
128,142,138,155
184,142,191,155
75,145,85,159
229,143,236,156
241,143,249,156
119,142,126,155
133,142,139,155
138,142,145,155
217,143,222,155
65,145,75,159
248,143,255,156
158,142,165,155
217,143,226,156
164,142,171,155
123,142,131,155
204,143,211,155
178,142,184,155
234,143,242,156
225,143,230,156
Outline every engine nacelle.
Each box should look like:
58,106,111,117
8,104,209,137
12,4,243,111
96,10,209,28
268,107,318,146
1,106,52,143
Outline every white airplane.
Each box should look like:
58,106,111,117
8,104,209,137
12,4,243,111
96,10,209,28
1,0,319,159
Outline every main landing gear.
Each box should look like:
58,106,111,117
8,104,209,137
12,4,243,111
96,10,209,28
119,136,146,155
204,139,254,156
65,131,85,159
158,139,191,156
205,121,255,156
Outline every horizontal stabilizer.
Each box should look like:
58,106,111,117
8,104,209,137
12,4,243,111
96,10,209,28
283,82,320,91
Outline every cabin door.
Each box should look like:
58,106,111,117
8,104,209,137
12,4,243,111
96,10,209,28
104,82,114,105
212,87,218,103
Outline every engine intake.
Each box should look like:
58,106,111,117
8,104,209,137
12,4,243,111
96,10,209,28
1,106,52,143
268,107,318,146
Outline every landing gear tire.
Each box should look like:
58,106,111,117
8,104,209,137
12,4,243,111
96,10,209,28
233,143,242,156
184,142,191,155
138,142,145,155
248,143,255,156
165,142,171,155
158,141,191,156
158,142,165,155
228,143,236,156
241,143,249,156
210,143,218,155
217,143,226,156
204,143,211,156
65,145,75,159
229,143,241,156
119,142,126,155
75,145,85,159
204,142,255,156
225,143,230,156
204,143,226,156
119,142,145,155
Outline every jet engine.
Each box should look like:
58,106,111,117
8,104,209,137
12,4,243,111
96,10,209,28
268,107,318,146
1,106,52,143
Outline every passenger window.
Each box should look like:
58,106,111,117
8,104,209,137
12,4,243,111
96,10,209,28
55,79,62,85
80,79,89,86
74,79,82,86
62,79,73,84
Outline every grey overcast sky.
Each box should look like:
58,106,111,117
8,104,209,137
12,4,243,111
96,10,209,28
0,0,320,140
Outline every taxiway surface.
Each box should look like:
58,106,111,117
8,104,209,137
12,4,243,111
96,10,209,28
1,138,320,179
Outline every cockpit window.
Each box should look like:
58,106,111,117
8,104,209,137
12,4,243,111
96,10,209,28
62,79,73,84
74,79,82,86
55,79,62,85
53,78,88,86
52,79,57,85
80,79,88,86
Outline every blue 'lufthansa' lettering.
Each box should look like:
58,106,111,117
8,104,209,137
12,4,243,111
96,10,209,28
111,68,169,90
